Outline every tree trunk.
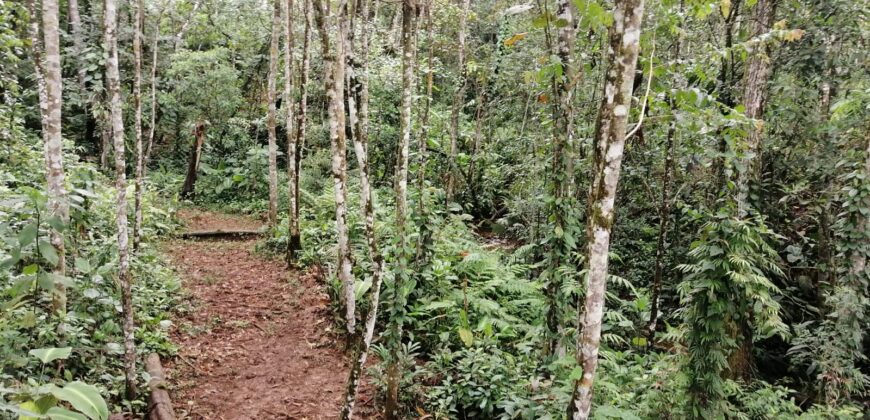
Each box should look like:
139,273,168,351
446,0,470,202
284,0,299,264
145,7,163,171
729,0,776,380
569,1,644,418
267,0,282,226
385,1,416,418
736,0,776,217
543,0,576,355
291,0,312,262
104,0,138,400
645,100,676,341
180,122,206,200
68,0,86,93
133,0,145,252
340,0,385,416
174,0,201,52
313,0,355,336
30,0,70,315
415,1,434,262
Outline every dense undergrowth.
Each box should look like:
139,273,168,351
1,120,181,417
186,147,865,419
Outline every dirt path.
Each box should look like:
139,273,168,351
163,209,357,419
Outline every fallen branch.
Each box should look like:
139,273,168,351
146,353,176,420
178,229,265,239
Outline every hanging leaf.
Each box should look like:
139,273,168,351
504,4,533,15
29,347,72,364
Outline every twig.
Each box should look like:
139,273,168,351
626,34,656,140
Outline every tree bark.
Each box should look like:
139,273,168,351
569,1,644,418
174,0,201,52
67,0,86,95
340,0,385,416
30,0,70,315
736,0,776,217
284,0,299,263
104,0,138,400
385,1,416,418
415,0,434,262
291,0,312,262
145,6,164,172
446,0,470,202
544,0,576,356
267,0,282,227
313,0,355,336
133,0,145,251
180,122,206,199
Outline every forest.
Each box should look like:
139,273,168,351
1,0,869,418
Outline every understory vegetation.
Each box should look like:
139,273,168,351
2,0,869,418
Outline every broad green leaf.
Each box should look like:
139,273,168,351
29,347,72,364
23,264,39,276
45,216,66,233
46,407,87,420
74,258,92,274
38,241,59,266
49,382,108,420
458,328,473,347
19,224,38,247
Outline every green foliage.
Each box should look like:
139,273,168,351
678,213,788,418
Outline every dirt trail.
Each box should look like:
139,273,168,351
163,209,364,419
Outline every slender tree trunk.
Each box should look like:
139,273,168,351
340,0,385,416
385,1,416,418
415,1,434,262
284,0,299,264
104,0,138,400
132,0,145,252
68,0,86,94
30,0,70,315
446,0,470,202
144,7,163,171
267,0,282,226
292,0,312,259
542,0,575,355
646,17,682,341
313,0,355,335
174,0,201,52
569,1,644,418
645,100,676,341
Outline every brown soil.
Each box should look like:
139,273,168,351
163,209,377,419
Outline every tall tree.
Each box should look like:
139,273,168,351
266,0,281,226
385,1,416,418
144,5,164,170
340,0,385,416
569,0,645,418
132,0,145,251
284,0,300,263
446,0,470,201
313,0,355,335
67,0,86,95
291,0,312,263
543,0,577,356
104,0,138,400
736,0,776,217
30,0,69,315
